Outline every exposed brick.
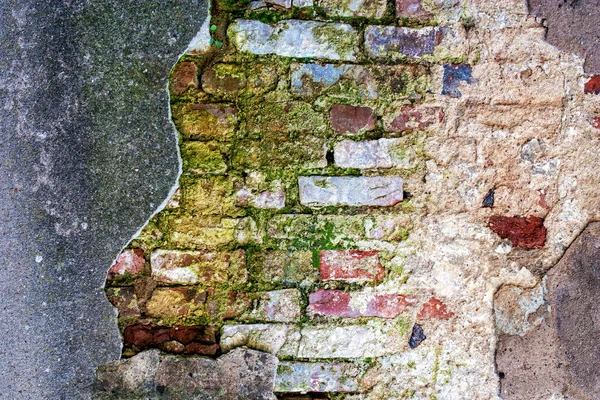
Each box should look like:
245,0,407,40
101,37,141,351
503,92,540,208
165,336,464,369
384,106,444,133
365,294,413,318
123,324,155,350
207,290,253,320
365,25,446,59
267,0,292,7
584,75,600,94
442,64,472,98
334,138,406,169
221,322,404,358
329,104,375,135
299,176,403,207
319,250,385,282
169,326,218,345
201,64,246,95
417,297,454,320
250,289,303,322
291,322,404,358
105,287,140,317
228,19,358,61
236,186,285,209
151,249,246,285
488,215,547,249
123,324,219,355
274,361,367,393
396,0,432,19
396,0,459,19
267,214,365,241
171,61,198,95
108,248,144,280
145,287,207,318
291,63,429,100
309,289,357,317
183,343,220,355
250,250,317,285
172,103,237,141
291,63,349,96
319,0,387,18
309,289,413,318
181,141,228,175
220,324,298,354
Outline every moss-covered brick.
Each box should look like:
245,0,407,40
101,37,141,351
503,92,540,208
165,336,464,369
172,103,237,141
231,134,327,170
181,141,228,175
318,0,388,19
290,63,430,102
242,95,328,136
166,215,237,249
146,287,207,320
179,176,243,217
248,250,317,284
201,63,247,97
151,249,246,286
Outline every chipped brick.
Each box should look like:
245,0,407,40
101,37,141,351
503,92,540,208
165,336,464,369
319,250,385,282
488,215,547,249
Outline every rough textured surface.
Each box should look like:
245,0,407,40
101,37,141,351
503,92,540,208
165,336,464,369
0,1,208,398
496,222,600,399
93,0,600,398
96,348,278,399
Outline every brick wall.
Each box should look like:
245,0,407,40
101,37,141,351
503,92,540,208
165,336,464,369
97,0,600,398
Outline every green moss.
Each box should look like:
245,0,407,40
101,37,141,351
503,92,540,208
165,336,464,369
181,141,228,175
312,24,356,60
394,317,411,337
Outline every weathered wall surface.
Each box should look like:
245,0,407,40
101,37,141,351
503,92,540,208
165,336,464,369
97,0,600,399
0,1,208,398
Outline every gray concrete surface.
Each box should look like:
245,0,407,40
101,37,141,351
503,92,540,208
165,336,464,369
0,1,208,398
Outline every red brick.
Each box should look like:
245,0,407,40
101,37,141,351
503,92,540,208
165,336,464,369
319,250,385,282
108,248,144,280
183,343,220,355
153,328,171,344
417,297,454,320
309,290,413,318
169,326,211,345
385,106,444,133
365,294,413,318
329,104,376,135
488,215,547,249
123,324,154,349
308,289,358,317
584,75,600,94
171,61,198,95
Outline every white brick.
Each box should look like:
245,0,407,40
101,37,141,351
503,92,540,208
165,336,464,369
334,138,413,169
298,176,403,207
228,19,358,61
274,361,367,393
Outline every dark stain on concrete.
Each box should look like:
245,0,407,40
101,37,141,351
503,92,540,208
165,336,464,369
496,222,600,399
528,0,600,73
